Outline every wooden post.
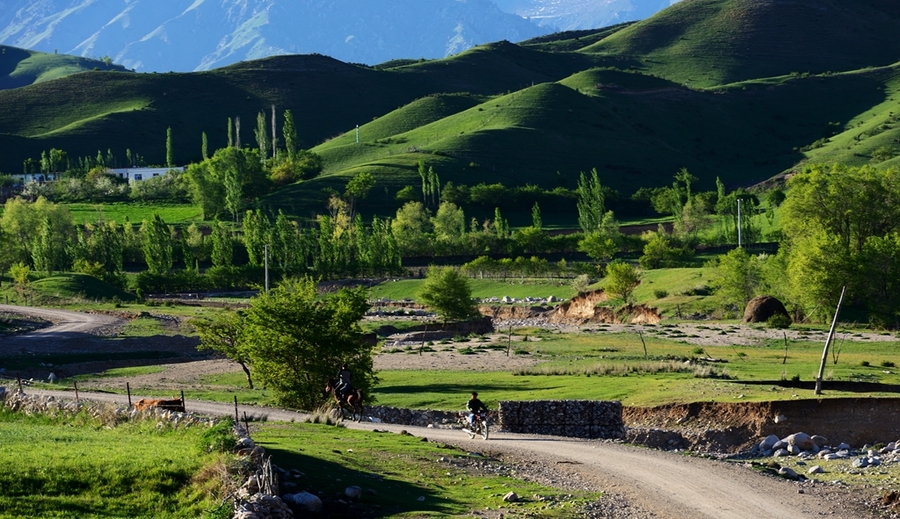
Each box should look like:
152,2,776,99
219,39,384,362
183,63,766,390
815,286,846,395
639,331,648,359
74,381,79,402
782,332,788,365
180,390,185,412
243,411,250,434
126,383,132,407
234,396,239,423
16,373,22,392
507,325,512,357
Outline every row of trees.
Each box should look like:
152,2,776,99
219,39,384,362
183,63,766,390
712,164,900,326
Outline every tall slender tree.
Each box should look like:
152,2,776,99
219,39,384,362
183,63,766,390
166,127,174,167
283,110,298,160
142,214,173,274
255,111,269,162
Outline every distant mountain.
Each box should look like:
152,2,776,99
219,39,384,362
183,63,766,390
494,0,680,30
0,0,548,72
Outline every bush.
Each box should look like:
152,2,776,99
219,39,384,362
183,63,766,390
882,361,896,368
766,313,792,329
572,274,591,294
653,289,668,299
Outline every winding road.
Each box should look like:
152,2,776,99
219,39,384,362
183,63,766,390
3,306,875,518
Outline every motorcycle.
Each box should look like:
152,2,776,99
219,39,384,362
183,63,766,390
459,410,490,440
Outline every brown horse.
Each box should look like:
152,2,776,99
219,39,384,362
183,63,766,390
325,378,364,422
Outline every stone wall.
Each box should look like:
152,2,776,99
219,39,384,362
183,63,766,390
365,405,461,427
498,400,625,439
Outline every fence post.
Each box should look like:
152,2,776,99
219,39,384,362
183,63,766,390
180,390,185,412
73,381,79,402
234,395,239,423
16,373,22,392
126,383,132,407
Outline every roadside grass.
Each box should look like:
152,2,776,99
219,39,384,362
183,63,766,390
0,408,230,519
254,421,601,517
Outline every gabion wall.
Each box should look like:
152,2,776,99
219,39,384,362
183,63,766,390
498,400,625,439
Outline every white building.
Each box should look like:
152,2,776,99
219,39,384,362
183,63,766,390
11,173,60,184
109,167,185,183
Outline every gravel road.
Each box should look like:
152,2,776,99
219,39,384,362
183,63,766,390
22,387,876,519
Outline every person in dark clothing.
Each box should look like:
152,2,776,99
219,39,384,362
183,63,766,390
466,391,489,427
336,364,351,400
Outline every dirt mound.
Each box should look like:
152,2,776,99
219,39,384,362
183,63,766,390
742,295,789,323
479,291,662,325
623,398,900,453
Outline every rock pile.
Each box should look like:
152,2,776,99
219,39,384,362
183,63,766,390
752,431,900,474
499,400,625,439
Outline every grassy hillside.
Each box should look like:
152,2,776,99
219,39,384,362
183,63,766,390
583,0,900,88
3,0,900,223
0,45,128,90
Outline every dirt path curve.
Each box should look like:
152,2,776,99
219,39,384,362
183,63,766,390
22,388,870,519
0,304,123,340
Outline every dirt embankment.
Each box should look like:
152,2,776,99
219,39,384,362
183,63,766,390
479,290,662,325
624,398,900,453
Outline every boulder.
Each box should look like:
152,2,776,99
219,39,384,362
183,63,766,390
742,295,790,323
503,492,519,502
283,491,323,513
785,432,814,450
345,486,362,500
760,434,781,450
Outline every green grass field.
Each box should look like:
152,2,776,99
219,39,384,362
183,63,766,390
65,202,203,225
0,408,228,519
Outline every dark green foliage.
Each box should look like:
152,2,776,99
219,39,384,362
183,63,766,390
240,277,376,410
766,313,792,329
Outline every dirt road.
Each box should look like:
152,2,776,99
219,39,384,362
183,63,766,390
0,304,122,342
21,388,874,519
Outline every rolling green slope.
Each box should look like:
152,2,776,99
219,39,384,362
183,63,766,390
584,0,900,88
0,45,129,90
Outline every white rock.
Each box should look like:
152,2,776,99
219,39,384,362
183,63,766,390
761,434,781,450
837,442,850,450
774,414,787,423
811,435,828,447
503,492,519,502
786,432,813,450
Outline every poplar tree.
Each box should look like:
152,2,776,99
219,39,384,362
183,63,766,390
283,110,298,160
166,127,174,167
142,214,173,274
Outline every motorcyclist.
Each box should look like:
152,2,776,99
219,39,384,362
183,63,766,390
466,391,489,427
336,364,351,401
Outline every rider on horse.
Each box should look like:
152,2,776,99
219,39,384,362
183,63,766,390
335,364,352,401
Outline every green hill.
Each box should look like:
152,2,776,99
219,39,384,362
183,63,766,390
0,45,129,90
3,0,900,224
583,0,900,88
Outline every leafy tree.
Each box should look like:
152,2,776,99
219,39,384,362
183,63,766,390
141,214,173,275
639,228,693,269
432,202,465,248
210,219,233,268
9,262,30,291
576,168,605,233
604,260,640,303
242,209,271,266
201,132,208,160
531,202,542,230
417,266,479,323
0,197,74,270
282,110,298,160
344,172,375,217
712,247,765,308
255,111,269,161
578,210,622,263
240,277,375,409
391,202,432,256
166,127,174,168
193,310,253,389
31,217,57,275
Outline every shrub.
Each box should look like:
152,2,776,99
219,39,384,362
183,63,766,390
653,289,668,299
861,360,870,367
882,361,896,368
766,313,792,329
572,274,591,294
